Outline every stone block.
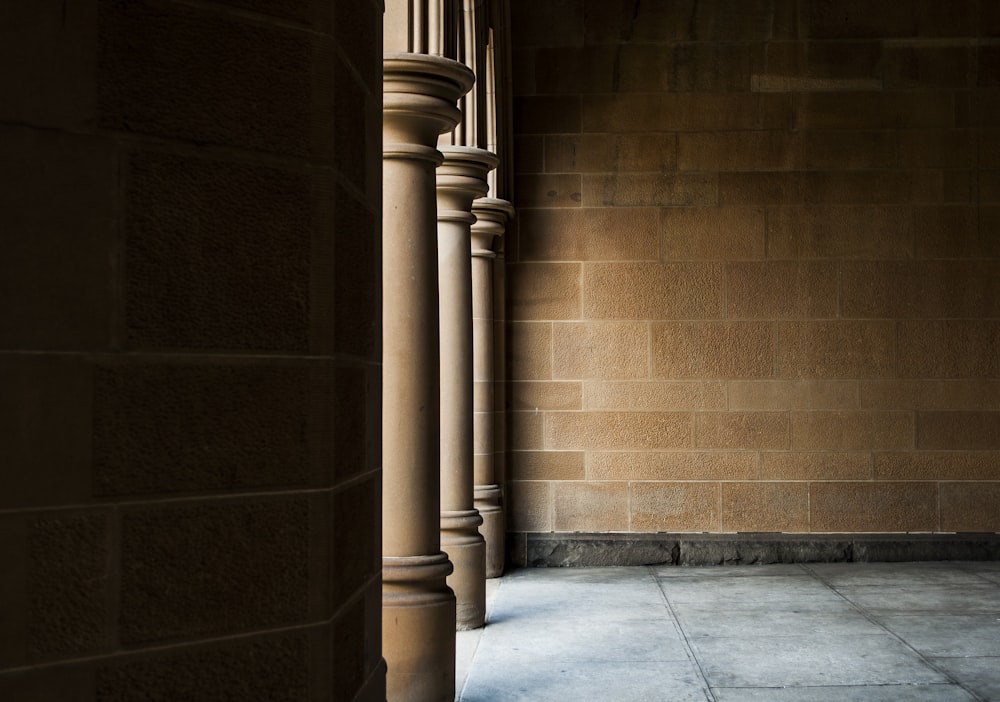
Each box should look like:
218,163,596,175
98,0,333,158
777,321,895,378
588,451,757,481
510,0,583,46
719,172,808,205
0,2,97,130
803,130,898,170
651,322,774,379
582,262,725,319
694,411,790,450
899,129,977,168
507,322,552,380
525,535,679,567
898,320,1000,378
841,261,1000,319
761,452,872,480
513,96,581,134
790,411,914,450
517,208,659,262
545,133,677,174
552,322,648,380
514,174,583,207
914,205,991,258
727,261,838,318
767,205,914,258
661,207,766,260
26,514,109,661
729,380,858,410
677,132,801,172
917,411,1000,450
509,411,544,451
671,43,752,92
792,92,955,129
544,412,693,451
630,482,720,532
553,482,628,532
883,45,975,89
582,173,717,207
331,0,380,93
874,452,1000,481
508,481,552,532
533,46,617,93
0,126,115,350
514,135,544,173
332,183,379,360
124,150,316,352
96,635,309,702
584,381,727,411
582,94,792,133
119,499,310,644
332,479,379,609
509,263,582,320
0,356,93,509
862,380,1000,410
806,0,977,39
509,451,585,481
584,0,794,43
509,381,583,410
800,170,942,204
722,482,809,532
940,484,1000,532
92,363,314,496
333,365,378,484
809,481,938,532
761,40,883,84
615,45,673,92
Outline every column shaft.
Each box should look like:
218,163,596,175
470,197,514,578
382,53,473,702
437,146,497,630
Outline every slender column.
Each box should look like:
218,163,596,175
471,197,514,578
437,145,497,630
382,53,474,702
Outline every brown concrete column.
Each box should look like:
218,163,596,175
471,197,514,578
436,145,497,630
382,53,474,702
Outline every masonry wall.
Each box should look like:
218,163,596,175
0,2,384,700
505,0,1000,547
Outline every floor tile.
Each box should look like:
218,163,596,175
878,614,1000,657
673,603,881,638
836,583,1000,615
931,657,1000,701
712,684,976,701
460,660,711,702
690,634,947,687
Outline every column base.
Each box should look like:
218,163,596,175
441,509,486,630
475,484,505,578
382,553,456,702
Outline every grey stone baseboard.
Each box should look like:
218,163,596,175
506,532,1000,568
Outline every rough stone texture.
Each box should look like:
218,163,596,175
119,499,310,644
27,514,109,660
98,0,333,158
96,635,309,702
124,150,313,352
512,533,1000,568
92,364,313,496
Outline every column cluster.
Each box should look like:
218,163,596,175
381,1,514,700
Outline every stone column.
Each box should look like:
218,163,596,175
437,145,497,630
471,197,514,578
382,53,473,702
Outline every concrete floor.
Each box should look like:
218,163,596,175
457,562,1000,701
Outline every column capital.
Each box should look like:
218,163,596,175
384,52,475,147
471,197,514,256
437,146,498,215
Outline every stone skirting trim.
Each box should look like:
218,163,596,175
507,532,1000,568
